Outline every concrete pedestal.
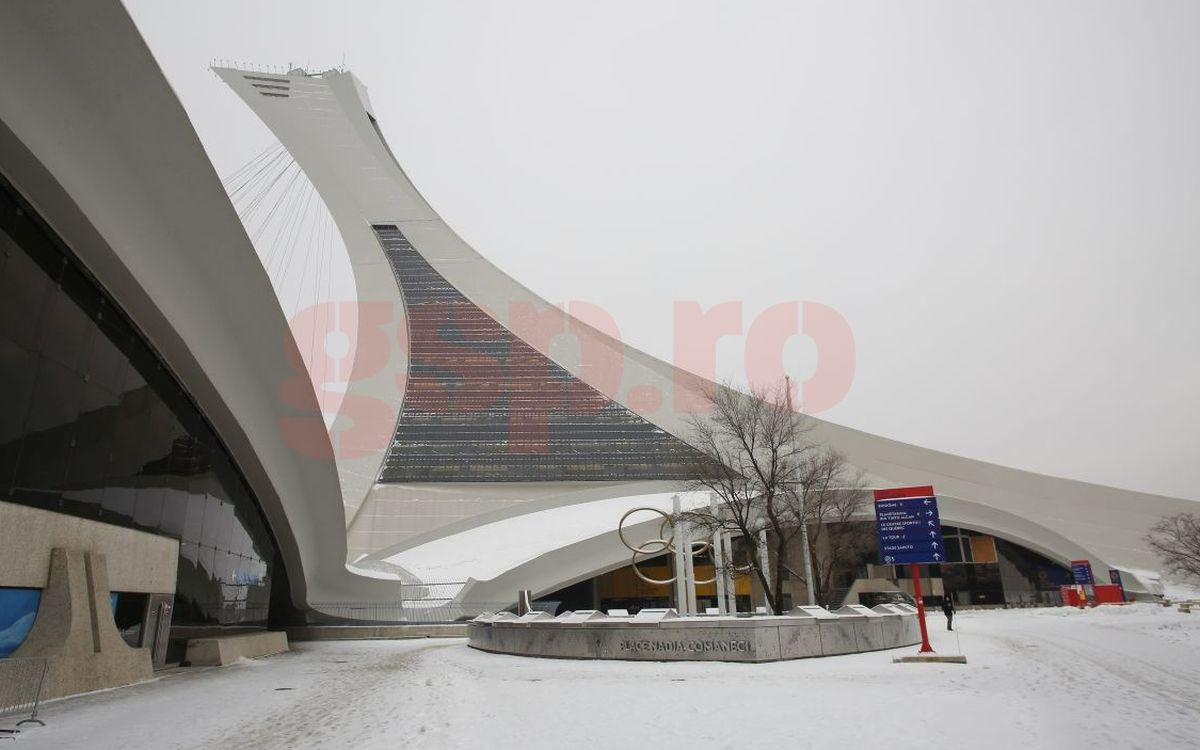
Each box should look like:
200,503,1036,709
468,605,921,663
12,549,153,700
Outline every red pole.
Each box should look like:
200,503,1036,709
911,562,934,653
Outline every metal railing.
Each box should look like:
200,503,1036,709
0,657,47,737
309,583,512,624
308,601,513,625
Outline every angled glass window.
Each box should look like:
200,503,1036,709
0,174,279,628
373,225,713,482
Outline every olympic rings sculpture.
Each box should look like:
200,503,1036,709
618,507,717,587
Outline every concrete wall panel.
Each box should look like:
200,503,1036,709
0,501,177,593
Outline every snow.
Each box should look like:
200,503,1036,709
5,604,1199,749
1121,567,1200,602
383,491,708,582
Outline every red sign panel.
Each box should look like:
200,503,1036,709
873,485,936,502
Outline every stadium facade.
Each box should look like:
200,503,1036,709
1,0,1194,651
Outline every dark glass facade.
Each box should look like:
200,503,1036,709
374,224,710,482
0,174,277,627
931,526,1070,606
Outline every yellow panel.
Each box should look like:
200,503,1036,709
694,564,716,596
970,535,998,564
601,564,671,599
598,563,721,599
734,574,752,596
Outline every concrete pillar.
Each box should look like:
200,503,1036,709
672,495,687,614
758,528,774,614
799,485,817,607
682,518,697,616
711,496,728,615
13,549,152,699
721,532,737,613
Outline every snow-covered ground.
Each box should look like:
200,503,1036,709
4,604,1199,749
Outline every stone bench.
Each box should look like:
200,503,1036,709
185,631,289,666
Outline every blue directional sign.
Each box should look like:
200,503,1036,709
1071,560,1094,585
873,485,945,565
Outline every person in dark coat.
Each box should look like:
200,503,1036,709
942,592,955,631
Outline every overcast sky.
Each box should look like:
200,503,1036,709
126,1,1199,500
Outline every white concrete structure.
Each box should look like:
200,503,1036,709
213,63,1194,607
0,1,400,613
0,0,1187,628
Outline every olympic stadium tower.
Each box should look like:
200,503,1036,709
214,65,1193,613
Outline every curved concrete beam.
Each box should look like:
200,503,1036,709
454,493,1122,607
0,0,401,607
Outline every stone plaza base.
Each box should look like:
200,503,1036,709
468,604,922,663
893,654,968,664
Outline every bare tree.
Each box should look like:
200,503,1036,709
1146,513,1200,582
682,380,869,614
800,475,875,606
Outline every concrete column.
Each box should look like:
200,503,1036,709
800,521,817,606
799,485,817,607
721,532,737,613
682,518,697,616
13,549,152,699
711,496,728,615
672,494,687,614
758,528,774,614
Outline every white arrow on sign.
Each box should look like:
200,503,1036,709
926,510,934,517
924,499,932,505
933,553,942,560
932,542,940,549
929,531,937,538
928,520,936,527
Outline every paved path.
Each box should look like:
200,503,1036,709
4,605,1198,749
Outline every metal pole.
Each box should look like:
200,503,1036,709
711,495,728,615
912,563,934,653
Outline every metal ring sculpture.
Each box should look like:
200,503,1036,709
619,507,717,587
